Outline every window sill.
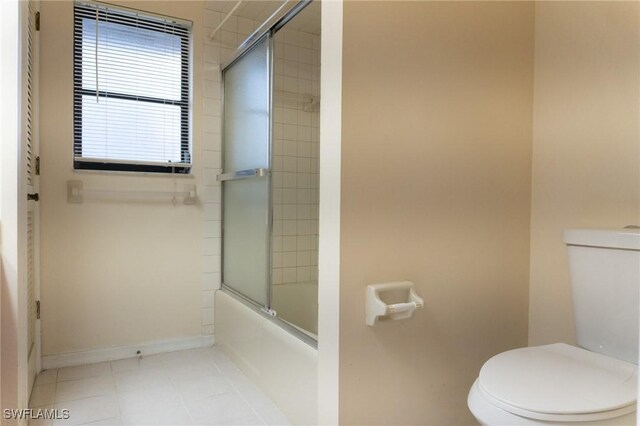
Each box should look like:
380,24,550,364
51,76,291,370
71,168,196,178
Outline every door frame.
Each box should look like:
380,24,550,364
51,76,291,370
20,0,42,402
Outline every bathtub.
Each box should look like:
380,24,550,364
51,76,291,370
214,290,318,425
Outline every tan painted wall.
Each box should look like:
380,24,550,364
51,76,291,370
528,2,640,346
339,2,534,424
39,1,204,356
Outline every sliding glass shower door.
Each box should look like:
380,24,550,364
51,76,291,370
219,0,320,341
220,35,271,306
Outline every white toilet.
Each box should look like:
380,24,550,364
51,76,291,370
468,228,640,425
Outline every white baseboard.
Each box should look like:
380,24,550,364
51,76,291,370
42,335,215,370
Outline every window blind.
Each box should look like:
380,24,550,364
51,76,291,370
73,1,192,173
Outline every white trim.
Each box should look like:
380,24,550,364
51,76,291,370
42,335,214,370
17,0,30,415
2,0,27,419
317,0,342,424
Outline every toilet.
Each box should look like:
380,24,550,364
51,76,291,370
468,228,640,425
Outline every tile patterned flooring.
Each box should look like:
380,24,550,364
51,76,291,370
29,347,291,426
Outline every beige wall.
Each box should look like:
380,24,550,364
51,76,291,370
339,2,534,424
39,1,204,357
528,2,640,346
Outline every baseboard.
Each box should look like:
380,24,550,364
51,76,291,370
42,335,215,370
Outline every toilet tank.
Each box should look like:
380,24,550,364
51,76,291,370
564,228,640,364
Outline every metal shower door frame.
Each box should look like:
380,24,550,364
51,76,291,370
219,1,317,347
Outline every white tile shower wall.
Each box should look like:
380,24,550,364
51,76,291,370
201,7,264,335
271,28,321,334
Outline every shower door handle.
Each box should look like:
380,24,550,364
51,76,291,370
217,168,269,182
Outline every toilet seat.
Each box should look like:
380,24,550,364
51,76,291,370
477,343,637,423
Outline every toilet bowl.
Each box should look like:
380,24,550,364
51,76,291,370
468,228,640,426
468,343,637,425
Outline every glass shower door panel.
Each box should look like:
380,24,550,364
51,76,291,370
223,178,269,305
222,35,270,306
224,36,270,171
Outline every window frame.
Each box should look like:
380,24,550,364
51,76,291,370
72,1,192,174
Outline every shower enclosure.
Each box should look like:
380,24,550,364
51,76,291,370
218,1,320,341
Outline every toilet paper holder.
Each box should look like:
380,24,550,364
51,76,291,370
366,281,424,326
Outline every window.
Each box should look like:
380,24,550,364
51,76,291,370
73,2,192,173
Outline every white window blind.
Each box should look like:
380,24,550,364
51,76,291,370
73,1,192,173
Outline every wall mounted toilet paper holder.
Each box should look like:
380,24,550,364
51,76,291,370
366,281,424,326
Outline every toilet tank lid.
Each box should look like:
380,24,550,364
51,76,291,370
479,343,637,415
564,228,640,250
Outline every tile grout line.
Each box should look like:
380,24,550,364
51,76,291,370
109,360,124,425
224,372,268,426
53,364,118,425
161,354,200,426
36,348,286,426
171,364,199,426
52,372,57,424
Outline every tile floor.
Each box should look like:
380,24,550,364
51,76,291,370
28,346,291,426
